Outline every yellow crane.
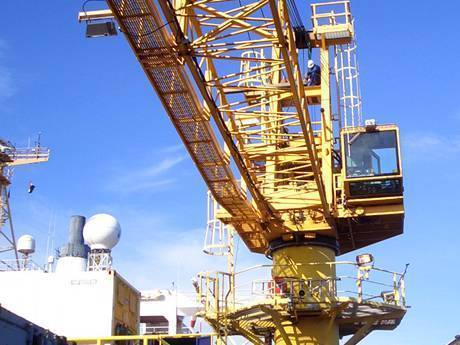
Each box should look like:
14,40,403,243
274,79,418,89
79,1,406,344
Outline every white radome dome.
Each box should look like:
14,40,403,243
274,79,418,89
17,234,36,255
83,213,121,250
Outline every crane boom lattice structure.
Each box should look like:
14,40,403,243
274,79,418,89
80,0,407,344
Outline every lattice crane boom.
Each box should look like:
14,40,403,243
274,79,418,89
80,0,405,253
96,0,345,253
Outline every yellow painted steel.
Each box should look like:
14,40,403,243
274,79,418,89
68,333,216,345
271,246,336,282
84,0,405,254
272,245,338,345
78,0,407,343
274,319,339,345
113,272,140,334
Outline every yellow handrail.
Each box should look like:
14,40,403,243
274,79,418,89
68,333,216,344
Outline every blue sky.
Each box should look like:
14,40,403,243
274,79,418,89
2,0,460,344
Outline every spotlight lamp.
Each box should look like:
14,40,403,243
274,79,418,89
356,253,374,267
381,291,396,304
86,21,118,38
364,118,377,131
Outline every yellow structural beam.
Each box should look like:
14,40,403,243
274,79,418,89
271,245,339,345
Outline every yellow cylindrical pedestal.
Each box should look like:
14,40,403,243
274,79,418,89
271,245,336,281
271,245,339,345
274,319,339,345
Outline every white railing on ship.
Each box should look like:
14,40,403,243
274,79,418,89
0,258,44,272
13,147,50,160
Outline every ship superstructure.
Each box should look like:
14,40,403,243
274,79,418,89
0,215,140,339
0,213,207,343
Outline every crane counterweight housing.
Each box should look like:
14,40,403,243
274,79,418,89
79,0,407,344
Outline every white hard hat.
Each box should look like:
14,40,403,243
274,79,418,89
307,60,315,68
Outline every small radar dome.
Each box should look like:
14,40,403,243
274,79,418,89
83,213,121,250
17,235,35,255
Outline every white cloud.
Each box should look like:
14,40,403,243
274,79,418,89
144,155,185,176
159,143,185,154
107,206,268,292
115,225,227,291
116,229,269,293
105,155,186,194
402,132,460,159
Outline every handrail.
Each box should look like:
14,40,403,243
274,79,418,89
230,261,406,277
312,0,350,6
311,1,352,28
2,147,50,167
68,333,216,345
196,261,408,317
0,259,44,272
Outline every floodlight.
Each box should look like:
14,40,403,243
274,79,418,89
356,253,374,267
381,291,395,304
365,119,377,131
86,21,117,38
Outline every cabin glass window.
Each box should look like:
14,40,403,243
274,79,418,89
344,130,399,178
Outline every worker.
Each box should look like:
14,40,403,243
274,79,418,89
305,59,321,86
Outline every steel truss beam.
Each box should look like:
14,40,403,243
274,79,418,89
162,0,330,219
105,0,334,250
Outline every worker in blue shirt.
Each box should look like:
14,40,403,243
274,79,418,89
305,59,321,86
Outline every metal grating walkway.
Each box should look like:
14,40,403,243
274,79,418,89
107,0,267,251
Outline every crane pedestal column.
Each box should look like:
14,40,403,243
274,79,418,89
274,319,339,345
271,242,339,345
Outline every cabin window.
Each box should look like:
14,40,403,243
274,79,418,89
349,179,402,197
344,130,399,178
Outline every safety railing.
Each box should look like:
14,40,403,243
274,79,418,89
204,191,234,256
252,276,338,303
311,1,352,28
68,333,216,345
0,258,44,272
140,324,193,336
142,325,169,335
196,271,234,315
196,261,407,317
12,147,50,161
